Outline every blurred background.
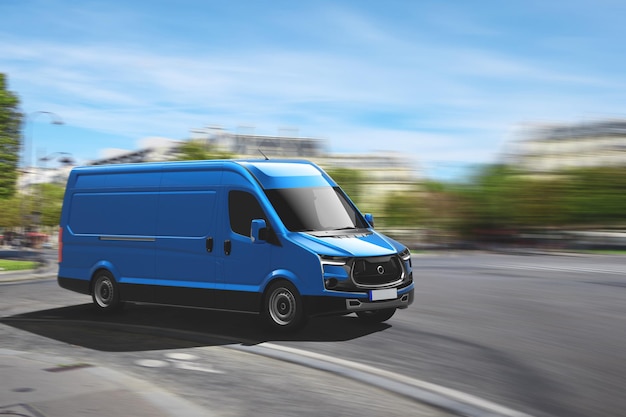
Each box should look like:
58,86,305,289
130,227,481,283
1,110,624,252
1,1,625,252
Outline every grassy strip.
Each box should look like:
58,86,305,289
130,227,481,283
0,259,39,271
580,250,626,255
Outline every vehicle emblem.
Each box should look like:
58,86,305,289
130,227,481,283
377,265,385,275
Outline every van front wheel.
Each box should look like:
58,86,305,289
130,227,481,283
92,271,122,312
263,281,306,332
356,308,396,324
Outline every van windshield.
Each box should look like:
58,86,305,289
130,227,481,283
265,186,368,233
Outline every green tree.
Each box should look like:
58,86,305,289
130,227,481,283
325,167,363,205
0,74,22,198
454,164,520,232
0,194,21,228
381,180,464,236
382,189,422,227
37,183,66,227
561,167,626,226
175,139,233,161
451,164,626,236
508,176,568,227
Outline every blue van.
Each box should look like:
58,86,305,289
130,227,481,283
58,159,414,331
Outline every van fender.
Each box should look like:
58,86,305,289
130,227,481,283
88,261,121,285
263,269,303,293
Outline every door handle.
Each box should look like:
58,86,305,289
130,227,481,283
206,237,213,252
224,240,231,256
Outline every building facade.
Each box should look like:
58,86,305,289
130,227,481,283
506,120,626,173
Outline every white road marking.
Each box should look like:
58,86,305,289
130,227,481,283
135,359,169,368
482,263,624,276
136,353,224,374
164,352,199,361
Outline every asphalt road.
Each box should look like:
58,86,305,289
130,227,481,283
1,251,625,416
281,251,626,417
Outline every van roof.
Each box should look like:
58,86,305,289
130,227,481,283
69,159,335,190
238,160,333,189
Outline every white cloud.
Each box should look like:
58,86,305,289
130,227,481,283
137,136,179,149
3,0,626,179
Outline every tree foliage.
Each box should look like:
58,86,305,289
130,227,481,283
175,140,234,161
560,167,626,226
452,164,626,234
382,189,422,227
0,74,22,199
0,194,21,228
38,183,66,227
317,163,626,233
381,180,465,233
324,167,363,205
453,164,524,231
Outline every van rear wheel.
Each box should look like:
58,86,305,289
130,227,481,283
356,308,396,324
263,281,306,332
92,271,123,312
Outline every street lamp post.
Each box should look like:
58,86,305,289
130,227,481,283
39,151,74,167
35,152,74,250
21,111,64,247
24,111,64,169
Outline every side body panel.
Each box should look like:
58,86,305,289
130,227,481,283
60,167,162,285
59,163,227,303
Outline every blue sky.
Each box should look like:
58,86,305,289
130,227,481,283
2,0,626,180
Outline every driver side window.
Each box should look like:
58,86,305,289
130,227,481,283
228,190,267,237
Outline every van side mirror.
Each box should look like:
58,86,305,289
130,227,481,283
365,213,374,228
250,219,267,244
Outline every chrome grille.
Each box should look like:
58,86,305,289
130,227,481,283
351,255,403,288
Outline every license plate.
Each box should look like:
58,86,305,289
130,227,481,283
369,288,397,301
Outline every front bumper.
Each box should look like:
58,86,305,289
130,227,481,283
345,290,413,312
303,288,414,318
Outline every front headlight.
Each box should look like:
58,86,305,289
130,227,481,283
399,248,412,267
319,255,349,266
319,255,352,290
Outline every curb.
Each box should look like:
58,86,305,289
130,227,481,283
0,270,56,284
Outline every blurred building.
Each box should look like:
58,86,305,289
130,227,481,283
506,120,626,172
320,153,417,214
16,164,74,193
189,127,325,159
89,143,176,165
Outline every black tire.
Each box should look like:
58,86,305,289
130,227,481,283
356,308,396,324
263,281,307,332
91,270,123,312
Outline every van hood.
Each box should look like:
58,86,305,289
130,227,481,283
289,230,402,258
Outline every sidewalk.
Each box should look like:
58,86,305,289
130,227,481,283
0,267,56,283
1,346,455,417
1,261,213,416
1,349,211,417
